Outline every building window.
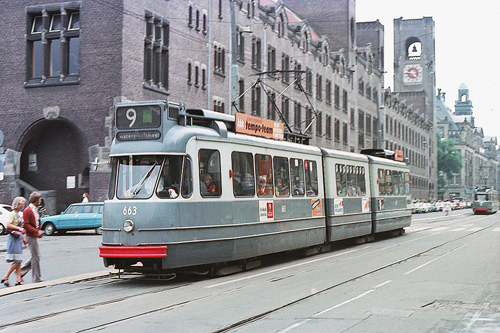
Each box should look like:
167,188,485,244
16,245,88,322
342,89,348,113
194,63,199,87
213,98,225,113
326,80,332,105
187,60,192,85
282,96,289,123
316,112,322,136
267,45,277,77
201,65,207,89
282,53,290,83
252,37,262,70
316,74,322,100
366,114,372,135
214,44,225,75
326,115,332,139
294,61,302,90
334,84,340,109
237,28,245,62
238,79,245,111
350,108,355,129
305,107,313,134
251,85,261,116
268,92,276,120
305,68,313,95
343,122,348,145
358,79,364,96
294,102,301,130
188,5,193,27
144,12,169,93
334,119,340,142
26,5,80,87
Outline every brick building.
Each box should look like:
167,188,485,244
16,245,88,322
0,0,437,212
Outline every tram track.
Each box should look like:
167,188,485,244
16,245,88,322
2,213,497,331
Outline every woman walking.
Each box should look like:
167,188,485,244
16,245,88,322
1,197,27,287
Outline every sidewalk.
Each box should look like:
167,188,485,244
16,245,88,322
1,238,116,297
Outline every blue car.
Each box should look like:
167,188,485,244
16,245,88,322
41,202,103,236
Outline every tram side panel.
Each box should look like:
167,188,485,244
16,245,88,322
367,156,412,233
161,136,328,268
321,149,372,241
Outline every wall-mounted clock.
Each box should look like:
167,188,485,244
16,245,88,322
403,64,423,84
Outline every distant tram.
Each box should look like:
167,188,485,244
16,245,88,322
99,101,411,276
472,187,499,215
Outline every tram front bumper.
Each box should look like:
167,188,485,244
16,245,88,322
99,246,168,258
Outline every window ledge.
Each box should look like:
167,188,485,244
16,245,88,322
25,75,80,88
143,82,169,95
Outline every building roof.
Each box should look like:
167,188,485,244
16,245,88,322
436,94,459,130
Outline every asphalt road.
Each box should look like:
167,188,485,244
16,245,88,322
0,209,499,332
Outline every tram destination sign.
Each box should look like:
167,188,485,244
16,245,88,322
116,130,161,141
235,112,284,140
116,105,161,130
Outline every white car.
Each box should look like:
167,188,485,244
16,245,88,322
0,204,13,235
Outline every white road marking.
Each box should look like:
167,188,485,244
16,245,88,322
279,280,393,332
205,249,358,289
404,244,466,275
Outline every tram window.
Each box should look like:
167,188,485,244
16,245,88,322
378,169,386,195
199,149,221,197
157,156,184,199
305,160,318,196
109,158,118,199
336,164,346,197
357,167,366,196
385,170,393,195
181,157,193,198
393,171,401,195
232,151,255,197
256,154,273,197
290,158,305,196
117,155,163,199
404,172,410,195
273,156,290,197
346,165,356,196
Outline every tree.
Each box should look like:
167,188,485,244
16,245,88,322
437,133,463,187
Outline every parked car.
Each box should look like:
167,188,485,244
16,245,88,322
435,201,444,211
40,202,103,236
0,204,13,235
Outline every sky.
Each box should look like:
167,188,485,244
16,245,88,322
356,0,500,146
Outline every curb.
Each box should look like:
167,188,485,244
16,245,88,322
0,269,118,297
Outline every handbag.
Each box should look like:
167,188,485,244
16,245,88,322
6,228,21,239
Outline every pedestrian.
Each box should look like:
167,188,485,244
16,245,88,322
444,200,452,216
20,192,44,283
1,197,27,287
82,192,91,202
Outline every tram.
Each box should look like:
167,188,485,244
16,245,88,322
99,101,411,276
472,187,499,214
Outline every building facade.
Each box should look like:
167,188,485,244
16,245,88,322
0,0,440,211
436,86,498,201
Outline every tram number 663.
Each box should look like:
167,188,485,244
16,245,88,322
123,206,138,216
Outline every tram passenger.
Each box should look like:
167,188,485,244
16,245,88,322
275,177,289,196
257,176,272,196
201,174,217,196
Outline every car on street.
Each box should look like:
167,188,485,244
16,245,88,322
0,204,13,235
40,202,103,236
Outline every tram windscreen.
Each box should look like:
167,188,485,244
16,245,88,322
116,156,163,199
475,194,487,201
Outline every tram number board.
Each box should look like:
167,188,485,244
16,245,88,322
116,105,161,130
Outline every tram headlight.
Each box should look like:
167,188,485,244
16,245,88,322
123,220,134,233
